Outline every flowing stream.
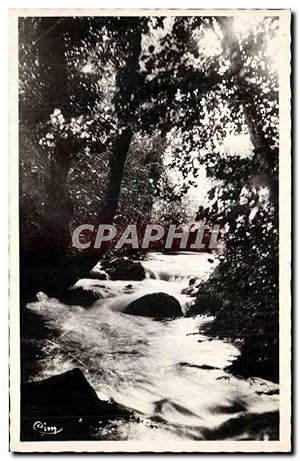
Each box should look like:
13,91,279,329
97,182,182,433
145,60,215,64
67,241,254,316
25,252,279,441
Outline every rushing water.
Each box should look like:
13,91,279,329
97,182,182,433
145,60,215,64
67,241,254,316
25,252,279,441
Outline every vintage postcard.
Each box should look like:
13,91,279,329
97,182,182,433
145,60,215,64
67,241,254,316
9,9,291,452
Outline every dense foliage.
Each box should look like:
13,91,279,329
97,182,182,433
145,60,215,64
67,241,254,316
186,17,280,381
19,15,280,380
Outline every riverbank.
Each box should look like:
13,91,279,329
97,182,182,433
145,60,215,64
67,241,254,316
191,281,279,383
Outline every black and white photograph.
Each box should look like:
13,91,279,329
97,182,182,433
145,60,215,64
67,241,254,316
9,9,291,452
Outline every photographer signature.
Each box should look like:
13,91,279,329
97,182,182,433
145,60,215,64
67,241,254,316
33,421,63,435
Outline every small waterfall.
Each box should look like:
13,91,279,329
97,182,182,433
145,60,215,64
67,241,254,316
145,268,159,280
25,251,279,441
141,251,218,284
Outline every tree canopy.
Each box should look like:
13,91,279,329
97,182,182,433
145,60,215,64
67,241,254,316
19,15,280,380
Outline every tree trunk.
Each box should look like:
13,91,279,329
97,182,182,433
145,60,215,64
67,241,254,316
44,139,74,263
217,17,273,155
217,17,278,204
96,128,133,225
20,18,74,300
35,16,73,252
61,22,143,278
96,20,142,228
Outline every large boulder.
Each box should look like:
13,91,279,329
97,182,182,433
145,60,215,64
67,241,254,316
21,368,131,440
101,257,145,281
22,368,130,418
125,292,182,318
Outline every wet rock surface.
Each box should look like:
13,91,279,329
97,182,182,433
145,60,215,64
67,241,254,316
63,279,123,307
101,257,145,281
21,368,131,440
125,292,182,318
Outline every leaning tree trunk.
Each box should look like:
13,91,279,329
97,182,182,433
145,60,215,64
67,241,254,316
62,21,144,282
216,17,278,205
79,20,143,265
216,18,268,149
96,21,142,228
